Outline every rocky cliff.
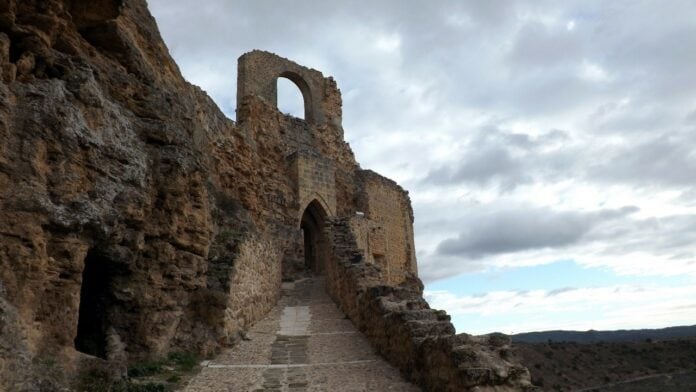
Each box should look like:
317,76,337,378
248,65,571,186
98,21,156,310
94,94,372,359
0,1,533,390
0,0,251,388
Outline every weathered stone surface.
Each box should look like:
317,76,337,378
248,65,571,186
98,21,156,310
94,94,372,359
325,219,537,391
354,169,418,284
0,1,533,391
0,0,267,388
185,277,421,392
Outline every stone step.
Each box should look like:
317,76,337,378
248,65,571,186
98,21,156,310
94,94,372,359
184,277,421,391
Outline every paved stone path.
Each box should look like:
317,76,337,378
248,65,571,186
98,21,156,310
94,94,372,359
184,277,420,391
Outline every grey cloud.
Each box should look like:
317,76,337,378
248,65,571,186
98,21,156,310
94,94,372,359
587,131,696,187
422,111,696,192
685,109,696,124
422,126,576,190
426,146,525,188
435,206,638,258
508,22,585,68
420,257,490,283
547,287,576,296
592,214,696,258
419,208,696,282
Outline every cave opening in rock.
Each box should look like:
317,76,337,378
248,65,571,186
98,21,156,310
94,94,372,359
74,249,112,359
300,200,328,274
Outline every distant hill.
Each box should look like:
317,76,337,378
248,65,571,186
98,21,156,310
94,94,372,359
513,338,696,391
511,324,696,344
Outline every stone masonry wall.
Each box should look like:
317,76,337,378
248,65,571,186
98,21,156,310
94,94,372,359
236,51,357,219
354,170,418,284
349,215,389,282
325,218,536,392
237,50,342,127
290,150,336,222
224,237,283,341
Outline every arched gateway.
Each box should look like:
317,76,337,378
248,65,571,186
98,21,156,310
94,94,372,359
300,200,328,273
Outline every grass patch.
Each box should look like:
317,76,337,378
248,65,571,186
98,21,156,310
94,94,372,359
76,366,170,392
168,351,199,372
76,367,114,392
75,351,201,391
127,351,199,378
126,351,201,391
128,361,164,378
125,383,169,392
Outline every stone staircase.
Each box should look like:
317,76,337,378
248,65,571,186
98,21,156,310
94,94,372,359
184,277,420,391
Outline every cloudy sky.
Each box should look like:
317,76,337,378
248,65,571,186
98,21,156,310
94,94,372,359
149,0,696,334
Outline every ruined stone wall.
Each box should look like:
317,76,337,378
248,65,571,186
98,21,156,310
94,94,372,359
289,150,336,222
325,218,535,392
354,170,418,284
237,50,342,127
349,215,389,282
224,237,283,340
234,53,418,286
236,51,357,219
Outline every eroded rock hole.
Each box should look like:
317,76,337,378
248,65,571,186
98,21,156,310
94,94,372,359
74,249,113,359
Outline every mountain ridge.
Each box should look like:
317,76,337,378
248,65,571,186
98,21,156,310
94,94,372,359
511,324,696,343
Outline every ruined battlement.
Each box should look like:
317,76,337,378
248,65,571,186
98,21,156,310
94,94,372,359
237,50,342,127
234,49,418,285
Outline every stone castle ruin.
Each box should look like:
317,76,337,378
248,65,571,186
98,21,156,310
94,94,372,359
236,50,418,284
0,1,533,390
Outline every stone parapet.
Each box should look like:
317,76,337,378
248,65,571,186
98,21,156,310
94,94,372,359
353,169,418,283
324,218,537,392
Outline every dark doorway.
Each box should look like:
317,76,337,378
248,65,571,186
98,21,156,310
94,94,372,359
74,249,112,359
300,200,327,273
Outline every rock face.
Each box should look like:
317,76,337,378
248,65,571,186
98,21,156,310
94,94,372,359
0,1,533,390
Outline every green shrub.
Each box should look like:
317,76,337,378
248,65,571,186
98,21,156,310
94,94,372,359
168,351,199,372
127,362,163,378
127,383,168,392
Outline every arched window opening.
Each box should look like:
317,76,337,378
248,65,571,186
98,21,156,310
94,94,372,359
276,71,314,122
300,200,328,274
277,77,305,120
74,249,114,359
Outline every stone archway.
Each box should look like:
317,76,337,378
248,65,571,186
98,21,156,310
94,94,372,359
300,200,328,274
237,50,343,126
278,71,314,122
